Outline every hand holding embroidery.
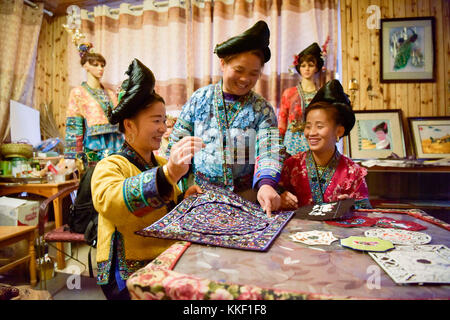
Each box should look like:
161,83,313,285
184,185,203,199
167,136,205,182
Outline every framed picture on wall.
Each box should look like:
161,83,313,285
380,17,436,82
347,110,406,160
408,117,450,159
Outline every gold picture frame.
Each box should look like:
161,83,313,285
347,110,406,160
408,117,450,159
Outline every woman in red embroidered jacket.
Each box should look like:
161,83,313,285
279,80,372,210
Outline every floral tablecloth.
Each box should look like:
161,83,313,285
126,209,450,300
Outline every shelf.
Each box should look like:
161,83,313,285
364,165,450,173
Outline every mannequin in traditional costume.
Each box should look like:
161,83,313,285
278,43,323,157
91,59,204,300
279,80,372,210
166,21,283,217
64,43,124,164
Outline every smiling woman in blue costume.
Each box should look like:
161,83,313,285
91,59,204,300
166,21,283,217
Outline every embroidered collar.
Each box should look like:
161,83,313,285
81,81,113,113
212,80,252,187
306,149,341,204
117,141,158,172
295,82,317,122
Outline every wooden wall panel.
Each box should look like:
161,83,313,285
33,15,69,139
392,0,409,115
445,0,450,116
418,0,434,117
340,0,449,119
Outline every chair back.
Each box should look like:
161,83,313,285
38,183,79,236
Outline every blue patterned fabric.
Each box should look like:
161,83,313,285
118,141,173,216
84,128,124,158
97,231,150,286
123,167,166,213
284,129,310,156
65,116,84,159
166,80,283,191
137,183,294,251
283,84,316,156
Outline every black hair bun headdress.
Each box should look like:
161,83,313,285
107,58,156,125
293,42,324,74
214,20,271,63
308,79,355,136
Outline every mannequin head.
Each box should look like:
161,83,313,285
81,52,106,80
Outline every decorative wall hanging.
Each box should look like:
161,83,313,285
340,236,394,252
346,110,406,159
294,199,355,221
289,231,338,246
408,116,450,159
364,229,431,245
369,245,450,284
136,183,294,251
372,217,426,231
325,215,377,228
380,17,436,83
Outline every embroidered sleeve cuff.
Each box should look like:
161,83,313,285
256,178,278,190
123,167,170,216
252,169,281,189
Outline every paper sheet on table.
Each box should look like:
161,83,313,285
360,159,420,167
10,100,41,147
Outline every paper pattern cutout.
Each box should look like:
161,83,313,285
364,229,432,245
369,245,450,284
340,236,394,252
136,183,294,251
325,215,377,228
372,217,426,231
289,230,338,245
294,199,355,221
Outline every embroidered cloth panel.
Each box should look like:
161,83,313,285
137,183,294,251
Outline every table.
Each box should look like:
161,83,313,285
0,180,78,269
0,226,37,286
127,208,450,300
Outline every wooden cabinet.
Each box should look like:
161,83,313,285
365,166,450,223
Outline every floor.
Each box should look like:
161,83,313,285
0,242,106,300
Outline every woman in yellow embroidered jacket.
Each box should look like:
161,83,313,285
91,59,204,300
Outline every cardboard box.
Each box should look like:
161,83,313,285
0,197,39,226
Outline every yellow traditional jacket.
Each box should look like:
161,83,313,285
91,142,180,285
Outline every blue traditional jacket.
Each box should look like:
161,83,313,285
166,80,283,191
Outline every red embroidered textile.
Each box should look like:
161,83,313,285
280,152,370,207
